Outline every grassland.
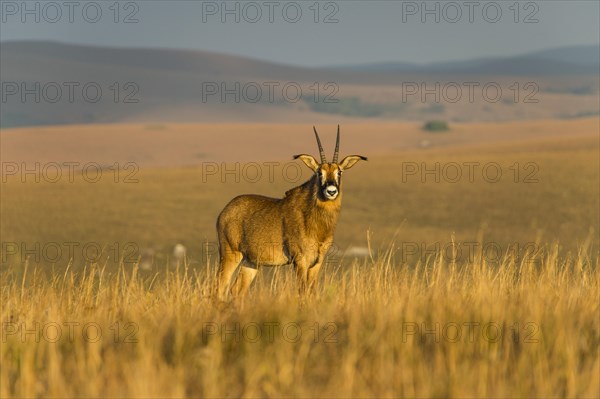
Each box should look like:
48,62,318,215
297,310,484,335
1,120,599,397
1,243,598,397
2,125,597,268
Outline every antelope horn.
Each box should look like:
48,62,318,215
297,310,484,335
332,125,340,163
313,126,327,164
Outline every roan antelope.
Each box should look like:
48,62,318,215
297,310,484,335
216,126,367,300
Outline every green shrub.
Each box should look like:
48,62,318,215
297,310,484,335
423,120,449,132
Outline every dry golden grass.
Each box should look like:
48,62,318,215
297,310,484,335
2,125,597,268
1,243,598,398
2,118,597,166
1,120,599,397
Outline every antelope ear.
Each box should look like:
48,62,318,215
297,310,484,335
339,155,367,170
294,154,320,172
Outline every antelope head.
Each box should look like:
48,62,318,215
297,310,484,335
294,125,367,201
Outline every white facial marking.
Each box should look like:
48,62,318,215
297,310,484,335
324,185,338,199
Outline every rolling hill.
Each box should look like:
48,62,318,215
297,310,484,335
1,41,598,127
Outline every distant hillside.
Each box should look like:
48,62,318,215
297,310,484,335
336,45,600,75
1,41,598,127
0,41,339,81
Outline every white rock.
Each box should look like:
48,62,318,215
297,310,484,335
173,244,186,260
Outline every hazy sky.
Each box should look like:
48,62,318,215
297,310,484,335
1,0,598,66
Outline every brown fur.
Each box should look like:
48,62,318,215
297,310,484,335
216,129,366,300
